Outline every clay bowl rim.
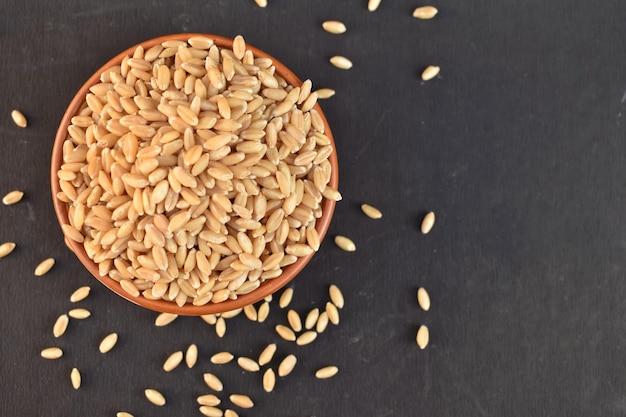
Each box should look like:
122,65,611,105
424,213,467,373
50,33,338,316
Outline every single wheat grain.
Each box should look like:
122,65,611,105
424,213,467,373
229,394,254,409
204,373,224,391
322,21,347,34
329,284,344,308
421,66,440,81
326,302,340,325
258,343,276,366
41,347,63,359
155,312,178,327
315,365,339,379
296,330,318,346
316,311,329,333
0,242,16,258
145,388,166,406
186,344,198,368
237,357,260,372
70,286,90,302
330,56,353,70
287,309,302,332
34,258,55,276
360,203,382,219
53,314,69,338
263,368,276,392
2,190,24,205
71,368,81,389
368,0,381,11
416,325,429,349
305,308,320,329
163,351,184,372
278,354,297,377
421,211,436,233
315,88,336,99
197,394,221,406
257,301,270,323
334,235,356,252
417,287,431,311
99,332,118,353
199,406,223,417
279,288,293,308
275,324,296,341
11,110,27,128
68,308,91,319
216,317,226,337
413,5,438,19
211,351,234,364
254,0,267,7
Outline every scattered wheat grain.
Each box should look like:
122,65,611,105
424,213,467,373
163,351,184,372
296,330,318,346
413,5,438,19
263,368,276,392
34,258,55,276
330,56,353,70
360,203,382,219
155,312,178,327
204,373,224,391
416,325,429,349
53,314,69,338
229,394,254,409
421,211,436,233
71,368,81,389
258,343,276,366
315,88,336,99
322,20,347,34
199,406,224,417
326,302,340,325
237,357,260,372
211,351,234,364
257,301,270,322
315,365,339,379
11,110,27,128
186,344,198,368
0,242,16,258
421,66,440,81
368,0,381,11
198,394,221,406
278,354,297,377
305,308,320,329
224,410,238,417
99,332,118,353
70,286,90,302
41,347,63,359
287,309,302,332
116,413,134,417
334,235,356,252
275,324,296,342
279,287,293,308
145,388,166,406
316,311,329,333
254,0,267,7
2,190,24,205
68,308,91,319
329,284,345,308
216,317,226,337
243,304,257,321
417,287,431,311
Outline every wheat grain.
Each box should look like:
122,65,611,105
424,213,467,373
316,311,329,333
416,325,429,349
11,110,27,127
330,56,353,69
68,308,91,319
263,368,276,392
334,235,356,252
413,5,438,19
278,354,297,377
2,190,24,205
329,284,344,308
296,330,317,346
279,287,293,308
70,286,91,302
70,368,81,390
368,0,381,11
287,309,302,332
34,258,55,276
243,304,257,321
211,351,234,364
99,332,118,353
230,394,254,409
322,21,347,34
198,394,221,406
116,413,134,417
258,343,277,366
421,211,436,233
315,88,336,99
254,0,267,7
360,203,382,219
417,287,431,311
257,301,270,322
155,312,178,327
224,410,238,417
41,347,63,359
163,351,184,372
275,324,296,341
237,357,260,372
315,365,339,379
204,372,224,391
0,242,16,258
216,317,226,337
53,314,69,338
326,302,340,325
145,388,166,406
421,66,440,81
186,344,198,368
199,406,223,417
304,308,320,329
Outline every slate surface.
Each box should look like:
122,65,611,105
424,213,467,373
1,1,626,416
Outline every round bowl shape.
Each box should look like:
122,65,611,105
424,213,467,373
51,34,338,315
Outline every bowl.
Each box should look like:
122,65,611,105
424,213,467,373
51,33,338,315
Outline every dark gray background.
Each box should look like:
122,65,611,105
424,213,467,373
1,0,626,416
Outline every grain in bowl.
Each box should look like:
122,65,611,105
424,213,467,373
51,34,339,315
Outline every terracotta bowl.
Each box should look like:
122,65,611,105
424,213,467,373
50,33,338,315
